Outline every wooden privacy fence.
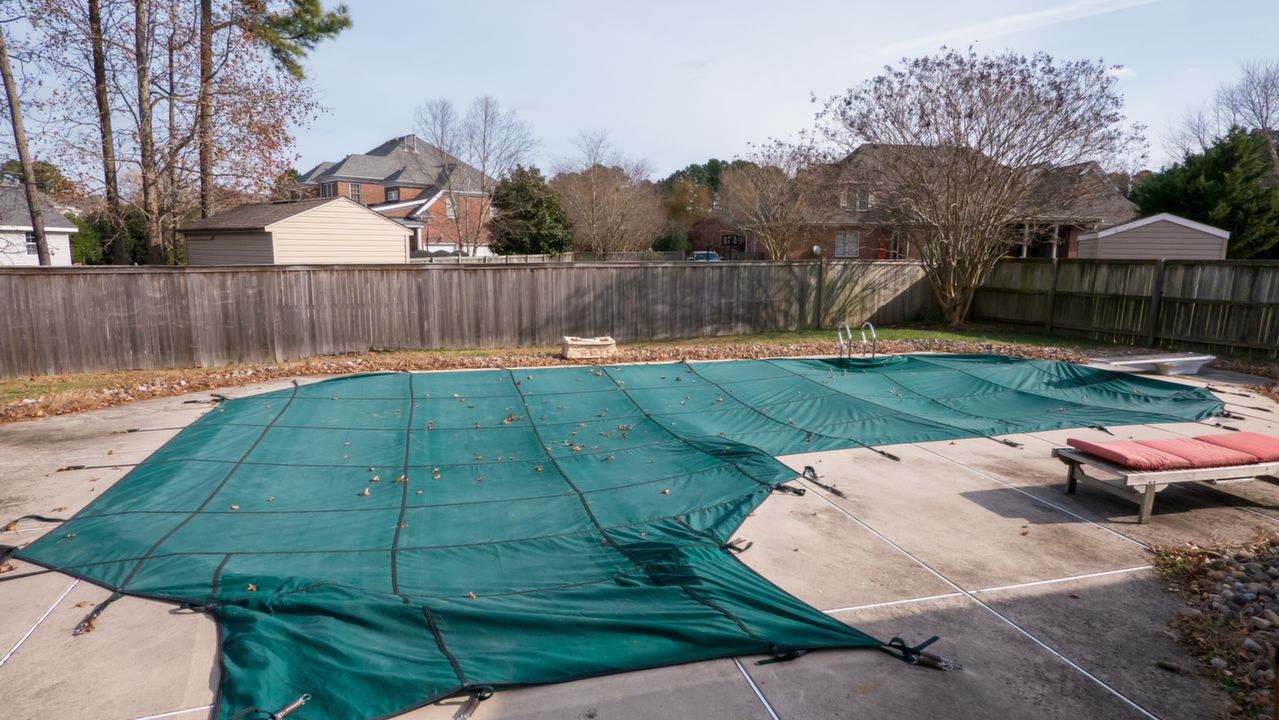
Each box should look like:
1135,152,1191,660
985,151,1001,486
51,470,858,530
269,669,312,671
973,259,1279,357
0,260,932,377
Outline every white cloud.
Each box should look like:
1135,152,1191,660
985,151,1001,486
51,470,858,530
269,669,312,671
876,0,1162,56
1107,66,1137,77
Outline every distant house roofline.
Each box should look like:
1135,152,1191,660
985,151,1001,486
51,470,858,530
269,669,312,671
1080,212,1231,241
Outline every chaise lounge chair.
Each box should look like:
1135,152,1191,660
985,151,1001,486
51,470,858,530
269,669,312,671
1052,432,1279,523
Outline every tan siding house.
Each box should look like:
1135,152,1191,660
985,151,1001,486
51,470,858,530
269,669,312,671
1077,213,1229,260
181,197,410,265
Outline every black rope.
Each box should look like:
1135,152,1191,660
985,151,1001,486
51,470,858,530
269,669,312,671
800,466,847,498
2,514,66,532
879,635,961,670
73,591,123,635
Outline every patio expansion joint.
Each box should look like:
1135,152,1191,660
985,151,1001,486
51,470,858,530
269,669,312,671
821,565,1153,615
124,705,214,720
795,477,1163,720
734,657,783,720
0,578,79,670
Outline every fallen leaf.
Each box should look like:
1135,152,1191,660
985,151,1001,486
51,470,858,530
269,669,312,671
359,488,371,496
466,591,477,599
246,584,258,592
229,504,240,511
74,600,91,608
0,563,16,574
51,506,66,513
371,475,380,482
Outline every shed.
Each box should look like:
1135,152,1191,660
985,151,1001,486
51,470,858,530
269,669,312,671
1076,213,1229,260
180,197,410,265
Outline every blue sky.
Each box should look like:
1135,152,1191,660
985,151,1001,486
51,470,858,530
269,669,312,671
294,0,1279,178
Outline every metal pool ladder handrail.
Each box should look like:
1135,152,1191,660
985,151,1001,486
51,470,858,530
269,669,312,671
836,323,851,359
860,321,877,358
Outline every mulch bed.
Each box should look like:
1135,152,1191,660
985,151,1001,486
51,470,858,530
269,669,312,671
2,335,1276,424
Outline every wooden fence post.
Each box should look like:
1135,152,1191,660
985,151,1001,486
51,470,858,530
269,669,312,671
815,257,828,329
1145,259,1167,348
1044,259,1060,335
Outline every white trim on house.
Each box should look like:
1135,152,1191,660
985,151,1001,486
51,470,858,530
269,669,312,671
368,196,434,212
0,223,78,232
1080,213,1230,241
408,190,445,219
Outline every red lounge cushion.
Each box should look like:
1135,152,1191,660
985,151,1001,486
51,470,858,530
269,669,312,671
1066,438,1194,471
1195,432,1279,463
1134,437,1259,467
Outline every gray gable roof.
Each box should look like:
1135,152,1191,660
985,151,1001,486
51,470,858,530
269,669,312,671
0,186,78,231
296,161,334,184
178,197,340,232
302,135,493,193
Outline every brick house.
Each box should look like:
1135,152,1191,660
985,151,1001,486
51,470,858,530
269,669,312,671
806,144,1139,261
298,135,495,256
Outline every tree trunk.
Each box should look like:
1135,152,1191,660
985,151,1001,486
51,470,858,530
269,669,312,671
89,0,127,264
0,24,50,265
133,0,164,264
197,0,213,217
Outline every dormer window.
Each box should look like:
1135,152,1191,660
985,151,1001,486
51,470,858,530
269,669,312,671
839,184,873,211
320,182,336,198
386,188,400,202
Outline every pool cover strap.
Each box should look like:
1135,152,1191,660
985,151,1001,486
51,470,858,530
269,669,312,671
10,355,1221,719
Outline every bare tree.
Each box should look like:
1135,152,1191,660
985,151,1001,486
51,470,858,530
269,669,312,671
716,142,827,260
414,96,535,256
1218,60,1279,167
814,48,1144,325
0,16,49,264
86,0,127,263
550,132,664,254
132,0,164,264
1167,60,1279,167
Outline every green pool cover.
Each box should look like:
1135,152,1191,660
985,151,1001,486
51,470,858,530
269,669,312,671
12,354,1222,719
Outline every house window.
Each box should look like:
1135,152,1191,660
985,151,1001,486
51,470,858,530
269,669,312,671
385,188,399,202
349,183,361,204
839,185,872,211
446,196,456,218
24,231,37,255
834,230,860,258
320,182,336,198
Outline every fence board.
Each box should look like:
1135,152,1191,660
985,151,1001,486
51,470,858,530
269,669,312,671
974,259,1279,357
0,261,932,377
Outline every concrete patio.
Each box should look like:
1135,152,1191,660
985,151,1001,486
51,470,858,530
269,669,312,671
2,360,1276,720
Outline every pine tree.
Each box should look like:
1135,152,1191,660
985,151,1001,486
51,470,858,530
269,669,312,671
1134,127,1279,258
489,166,574,255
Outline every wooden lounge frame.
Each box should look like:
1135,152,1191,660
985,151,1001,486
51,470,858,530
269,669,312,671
1052,447,1279,524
